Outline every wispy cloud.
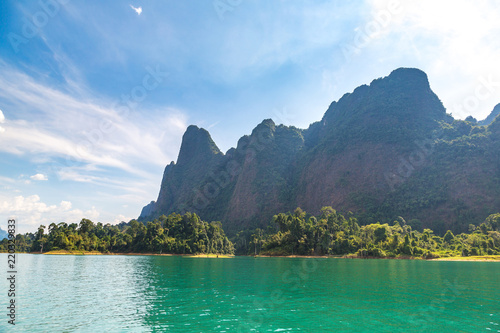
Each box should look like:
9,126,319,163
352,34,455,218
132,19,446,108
0,62,188,176
130,5,142,15
0,176,15,185
56,167,158,197
0,109,5,133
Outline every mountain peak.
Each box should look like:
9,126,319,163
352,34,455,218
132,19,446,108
176,125,221,166
364,67,431,94
251,118,275,134
388,67,429,84
320,67,447,147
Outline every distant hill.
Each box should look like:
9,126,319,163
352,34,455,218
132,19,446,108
0,227,8,240
140,68,500,235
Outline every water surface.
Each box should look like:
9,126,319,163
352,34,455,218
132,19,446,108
0,254,498,332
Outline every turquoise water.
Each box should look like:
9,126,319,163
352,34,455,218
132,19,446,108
0,254,498,332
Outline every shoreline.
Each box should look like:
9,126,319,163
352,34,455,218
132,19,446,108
427,255,500,262
25,250,234,258
255,254,500,261
6,251,499,261
255,254,421,260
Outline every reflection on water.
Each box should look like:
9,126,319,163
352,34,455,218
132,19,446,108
0,254,498,332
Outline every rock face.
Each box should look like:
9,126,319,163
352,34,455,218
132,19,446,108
150,125,224,220
479,103,500,126
140,68,500,235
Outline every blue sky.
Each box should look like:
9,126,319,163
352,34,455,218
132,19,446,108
1,0,500,233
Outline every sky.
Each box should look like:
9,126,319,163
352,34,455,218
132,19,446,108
1,0,500,234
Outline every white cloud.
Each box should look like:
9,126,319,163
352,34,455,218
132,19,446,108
130,5,142,15
30,173,48,181
60,200,72,210
113,214,134,224
0,195,100,233
0,109,5,132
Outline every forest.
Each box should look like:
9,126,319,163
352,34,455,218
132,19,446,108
2,207,499,259
234,207,500,258
0,212,234,255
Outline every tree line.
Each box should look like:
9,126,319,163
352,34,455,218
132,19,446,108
233,207,500,258
0,212,234,255
2,207,499,258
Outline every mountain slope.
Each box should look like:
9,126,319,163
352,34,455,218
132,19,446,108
479,103,500,126
293,68,452,216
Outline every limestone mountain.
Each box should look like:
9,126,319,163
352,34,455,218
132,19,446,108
140,68,500,235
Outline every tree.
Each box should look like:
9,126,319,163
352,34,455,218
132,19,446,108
37,225,46,239
79,219,94,235
389,234,399,250
251,228,263,255
374,225,388,243
274,213,289,232
485,213,500,231
48,223,58,234
293,207,306,220
443,230,455,243
395,216,407,226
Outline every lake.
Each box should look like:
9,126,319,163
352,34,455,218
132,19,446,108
0,254,498,332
